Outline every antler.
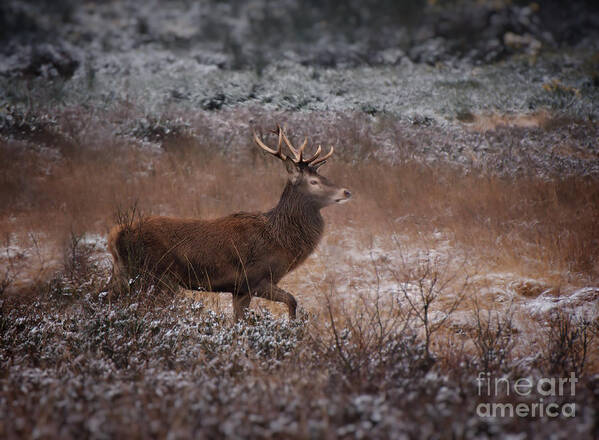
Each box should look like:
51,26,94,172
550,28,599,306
279,125,334,169
306,144,334,168
254,125,334,168
253,127,287,161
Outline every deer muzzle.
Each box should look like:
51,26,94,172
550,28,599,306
334,188,352,204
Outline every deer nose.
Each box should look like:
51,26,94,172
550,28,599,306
343,189,352,198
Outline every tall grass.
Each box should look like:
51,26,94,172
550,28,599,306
1,108,598,296
1,104,598,436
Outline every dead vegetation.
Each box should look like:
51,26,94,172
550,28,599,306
1,108,598,286
1,265,597,438
469,299,516,373
543,309,595,377
1,107,599,438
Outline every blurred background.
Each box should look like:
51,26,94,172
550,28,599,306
1,0,598,73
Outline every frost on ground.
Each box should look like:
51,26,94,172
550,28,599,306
287,229,599,340
1,0,599,438
1,214,598,437
1,1,599,179
1,288,597,439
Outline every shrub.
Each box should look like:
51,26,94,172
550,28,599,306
543,308,594,377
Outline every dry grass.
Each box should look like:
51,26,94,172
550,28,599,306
2,110,598,288
0,108,597,333
1,261,597,438
464,111,552,132
1,106,599,437
353,160,598,279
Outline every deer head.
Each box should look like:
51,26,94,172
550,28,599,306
253,125,352,209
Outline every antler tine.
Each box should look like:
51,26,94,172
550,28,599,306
304,145,322,163
308,146,334,167
281,128,317,165
280,129,301,162
253,128,287,161
297,137,308,161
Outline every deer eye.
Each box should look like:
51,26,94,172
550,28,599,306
310,180,318,185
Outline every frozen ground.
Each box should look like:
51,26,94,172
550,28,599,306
3,225,598,347
1,2,598,118
1,1,599,438
1,1,599,177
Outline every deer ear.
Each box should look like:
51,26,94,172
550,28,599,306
284,158,302,183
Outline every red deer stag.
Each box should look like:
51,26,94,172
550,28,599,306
108,126,351,320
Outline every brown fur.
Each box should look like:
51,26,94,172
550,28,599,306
108,154,351,319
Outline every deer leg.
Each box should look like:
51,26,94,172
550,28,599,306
253,282,297,319
109,261,129,297
232,293,252,321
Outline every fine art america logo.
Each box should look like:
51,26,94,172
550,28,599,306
476,372,577,418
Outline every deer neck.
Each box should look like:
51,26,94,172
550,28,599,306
266,182,324,258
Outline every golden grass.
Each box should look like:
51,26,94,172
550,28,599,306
336,160,598,281
2,118,598,296
1,110,598,413
464,111,552,132
0,108,596,372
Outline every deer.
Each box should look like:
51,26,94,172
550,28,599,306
107,125,351,320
